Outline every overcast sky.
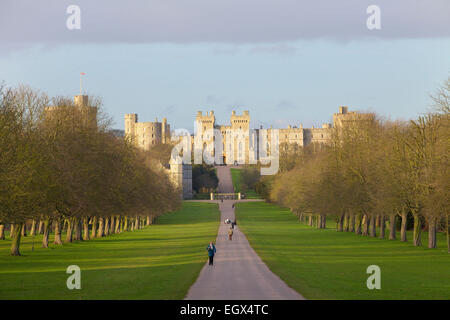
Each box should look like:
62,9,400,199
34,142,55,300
1,0,449,130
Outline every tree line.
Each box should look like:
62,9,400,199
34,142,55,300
266,79,449,251
0,84,181,255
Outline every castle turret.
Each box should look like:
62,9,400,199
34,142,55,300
125,113,137,138
74,95,89,107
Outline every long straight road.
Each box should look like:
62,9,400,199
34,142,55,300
185,166,304,300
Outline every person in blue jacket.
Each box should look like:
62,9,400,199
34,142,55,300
206,241,216,266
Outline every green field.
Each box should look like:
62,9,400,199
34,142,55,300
236,202,450,299
0,202,220,299
230,168,260,199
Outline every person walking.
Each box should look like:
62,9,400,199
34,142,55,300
206,241,216,266
228,227,233,241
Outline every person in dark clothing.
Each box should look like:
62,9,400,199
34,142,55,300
206,241,216,266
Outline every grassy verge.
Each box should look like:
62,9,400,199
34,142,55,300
0,202,220,299
235,202,450,299
230,168,260,199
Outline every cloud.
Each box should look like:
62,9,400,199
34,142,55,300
1,0,450,54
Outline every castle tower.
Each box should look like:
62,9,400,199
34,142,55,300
125,113,137,139
162,117,171,144
195,111,216,161
74,95,89,107
229,110,250,164
45,94,97,128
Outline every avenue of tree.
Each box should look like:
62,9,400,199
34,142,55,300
264,78,449,251
0,84,181,255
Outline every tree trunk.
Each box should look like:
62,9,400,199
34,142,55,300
389,214,396,240
362,214,369,236
123,217,128,231
400,210,407,242
10,223,23,256
370,215,376,237
338,214,344,232
146,216,151,226
83,218,90,240
30,220,37,236
110,216,115,234
346,214,351,232
10,224,15,238
65,218,74,243
97,217,104,237
427,217,437,249
321,215,326,229
42,219,51,248
0,225,5,240
355,213,362,235
38,220,44,234
21,222,27,237
308,215,313,226
54,219,63,245
350,215,355,232
379,215,385,239
115,216,121,234
74,218,82,241
104,217,110,236
91,217,97,239
413,212,422,247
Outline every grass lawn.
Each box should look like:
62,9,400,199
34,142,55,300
230,168,260,199
0,202,220,299
235,202,450,300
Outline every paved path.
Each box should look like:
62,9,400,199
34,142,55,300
185,166,304,300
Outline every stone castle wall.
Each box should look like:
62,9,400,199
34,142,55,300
125,114,170,150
